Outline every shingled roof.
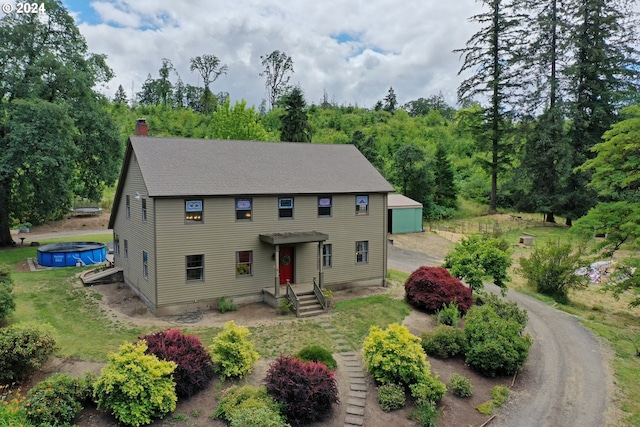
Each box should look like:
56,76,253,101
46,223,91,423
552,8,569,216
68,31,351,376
128,136,394,196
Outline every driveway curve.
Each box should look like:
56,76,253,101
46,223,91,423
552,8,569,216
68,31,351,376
388,243,614,427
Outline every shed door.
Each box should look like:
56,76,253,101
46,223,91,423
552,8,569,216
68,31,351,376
279,246,294,284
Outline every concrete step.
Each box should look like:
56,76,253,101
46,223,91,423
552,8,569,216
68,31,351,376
298,308,326,318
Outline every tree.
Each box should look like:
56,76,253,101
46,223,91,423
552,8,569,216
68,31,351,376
157,58,174,107
391,144,432,207
260,50,294,109
0,0,122,247
432,143,458,210
113,84,128,104
518,239,587,303
279,86,312,142
383,87,398,113
562,0,640,224
403,93,456,120
350,130,382,171
577,105,640,203
455,0,522,212
443,234,512,294
190,54,228,114
207,99,269,141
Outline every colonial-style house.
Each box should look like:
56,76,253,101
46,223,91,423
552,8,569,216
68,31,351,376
108,120,394,316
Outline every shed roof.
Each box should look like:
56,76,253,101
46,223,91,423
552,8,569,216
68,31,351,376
387,194,423,209
130,136,394,197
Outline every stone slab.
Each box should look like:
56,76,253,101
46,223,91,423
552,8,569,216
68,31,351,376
351,383,367,391
344,415,364,426
347,397,366,407
347,405,365,416
348,390,367,399
350,377,366,384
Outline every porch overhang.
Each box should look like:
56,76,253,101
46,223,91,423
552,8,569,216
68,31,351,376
259,231,329,245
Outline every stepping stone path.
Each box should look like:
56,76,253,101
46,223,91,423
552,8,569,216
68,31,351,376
318,321,368,427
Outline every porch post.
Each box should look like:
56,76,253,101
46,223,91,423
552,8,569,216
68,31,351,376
318,241,324,288
275,244,280,297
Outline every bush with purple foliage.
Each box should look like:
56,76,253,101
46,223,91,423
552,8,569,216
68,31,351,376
140,328,214,397
264,355,339,425
405,266,473,314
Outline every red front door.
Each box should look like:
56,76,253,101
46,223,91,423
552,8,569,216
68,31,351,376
279,246,294,285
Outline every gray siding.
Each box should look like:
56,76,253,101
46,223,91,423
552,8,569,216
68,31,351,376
111,153,157,306
154,193,387,308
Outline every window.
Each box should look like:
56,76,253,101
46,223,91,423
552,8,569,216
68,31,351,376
186,255,204,281
318,196,332,217
143,251,148,279
126,195,131,219
355,241,368,263
114,234,120,256
124,239,128,259
236,251,253,276
141,198,147,221
356,195,369,215
278,197,294,219
322,244,332,268
236,198,252,220
185,200,203,223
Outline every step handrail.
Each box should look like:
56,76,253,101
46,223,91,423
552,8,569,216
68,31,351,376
285,280,300,316
313,277,327,311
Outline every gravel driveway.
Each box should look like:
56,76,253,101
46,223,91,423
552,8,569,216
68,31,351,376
388,243,616,427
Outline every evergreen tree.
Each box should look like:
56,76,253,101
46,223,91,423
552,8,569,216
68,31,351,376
113,84,128,104
280,86,312,142
433,143,458,210
561,0,640,225
383,87,398,113
350,130,382,171
391,144,433,208
455,0,522,212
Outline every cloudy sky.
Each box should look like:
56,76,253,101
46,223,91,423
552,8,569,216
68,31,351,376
57,0,485,109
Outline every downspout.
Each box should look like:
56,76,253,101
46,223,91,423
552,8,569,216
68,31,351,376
274,244,280,297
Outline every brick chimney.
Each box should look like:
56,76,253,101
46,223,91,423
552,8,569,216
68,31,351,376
135,118,148,136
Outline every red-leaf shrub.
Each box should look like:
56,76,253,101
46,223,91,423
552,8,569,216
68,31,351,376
264,355,339,425
405,266,473,314
140,329,214,397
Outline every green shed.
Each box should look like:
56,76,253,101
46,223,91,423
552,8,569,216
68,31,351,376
387,194,423,234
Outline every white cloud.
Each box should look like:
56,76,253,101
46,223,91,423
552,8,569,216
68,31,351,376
72,0,490,108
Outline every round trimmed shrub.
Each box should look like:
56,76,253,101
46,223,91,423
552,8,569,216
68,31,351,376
464,304,532,377
209,320,260,380
296,344,337,370
93,341,177,426
26,372,93,426
449,373,473,397
140,328,214,397
0,322,57,384
421,325,467,359
405,266,473,314
264,355,339,424
213,385,289,427
377,383,406,412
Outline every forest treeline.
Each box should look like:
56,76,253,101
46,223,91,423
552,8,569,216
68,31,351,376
1,0,640,248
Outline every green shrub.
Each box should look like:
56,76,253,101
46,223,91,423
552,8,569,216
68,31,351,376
421,325,467,359
217,296,238,313
480,293,529,327
491,385,509,406
213,385,288,427
25,372,93,426
464,305,532,377
277,298,292,315
0,264,16,322
518,240,587,303
449,373,473,397
296,344,337,370
409,375,447,406
409,401,440,427
435,302,460,327
377,383,406,412
93,341,177,427
0,386,32,426
0,322,57,384
363,323,430,385
209,320,259,380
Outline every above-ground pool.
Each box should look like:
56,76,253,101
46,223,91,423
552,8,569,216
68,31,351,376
37,242,107,267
